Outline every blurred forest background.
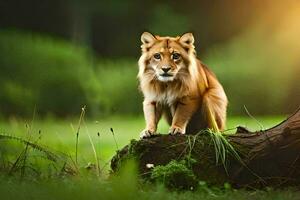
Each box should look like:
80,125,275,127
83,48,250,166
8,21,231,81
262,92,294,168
0,0,299,118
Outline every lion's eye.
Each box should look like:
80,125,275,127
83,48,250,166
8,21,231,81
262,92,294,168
153,53,161,60
172,53,180,60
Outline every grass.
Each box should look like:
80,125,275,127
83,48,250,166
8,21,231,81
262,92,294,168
1,115,298,199
0,115,285,169
0,177,299,200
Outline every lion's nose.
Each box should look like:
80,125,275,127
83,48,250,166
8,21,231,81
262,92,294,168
162,67,171,73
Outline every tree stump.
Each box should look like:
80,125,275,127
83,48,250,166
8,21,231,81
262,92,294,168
111,108,300,188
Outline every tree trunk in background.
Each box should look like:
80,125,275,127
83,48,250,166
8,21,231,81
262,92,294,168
111,108,300,188
68,2,92,47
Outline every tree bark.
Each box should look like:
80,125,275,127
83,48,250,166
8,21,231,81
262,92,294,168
111,108,300,188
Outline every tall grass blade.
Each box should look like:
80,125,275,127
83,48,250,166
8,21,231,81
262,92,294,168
110,128,119,151
84,122,101,176
75,105,86,165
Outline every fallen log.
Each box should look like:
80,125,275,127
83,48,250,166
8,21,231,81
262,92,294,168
111,108,300,188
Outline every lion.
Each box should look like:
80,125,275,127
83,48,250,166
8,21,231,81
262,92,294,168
138,32,228,138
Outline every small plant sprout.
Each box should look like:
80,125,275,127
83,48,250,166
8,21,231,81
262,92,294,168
19,107,37,178
75,105,86,165
84,124,101,176
110,128,119,151
97,132,101,172
76,106,100,176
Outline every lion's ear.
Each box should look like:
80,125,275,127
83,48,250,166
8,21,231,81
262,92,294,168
141,32,156,45
179,32,194,46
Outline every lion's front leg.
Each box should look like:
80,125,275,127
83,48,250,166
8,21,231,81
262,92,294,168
140,100,163,138
169,98,199,135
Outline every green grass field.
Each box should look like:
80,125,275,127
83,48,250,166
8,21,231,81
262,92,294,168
0,115,286,169
1,115,299,199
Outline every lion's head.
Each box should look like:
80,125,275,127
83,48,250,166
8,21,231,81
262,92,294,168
138,32,197,83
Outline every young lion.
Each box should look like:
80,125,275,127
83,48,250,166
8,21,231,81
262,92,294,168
138,32,228,138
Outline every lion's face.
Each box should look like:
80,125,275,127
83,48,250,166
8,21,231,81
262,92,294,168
139,32,195,83
147,40,187,82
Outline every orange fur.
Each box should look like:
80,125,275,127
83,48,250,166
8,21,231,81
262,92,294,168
138,32,228,138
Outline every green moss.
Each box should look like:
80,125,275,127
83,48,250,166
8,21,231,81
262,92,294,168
150,160,198,190
128,139,139,155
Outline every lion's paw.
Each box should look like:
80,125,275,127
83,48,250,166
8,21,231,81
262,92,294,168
168,126,185,136
140,129,157,139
